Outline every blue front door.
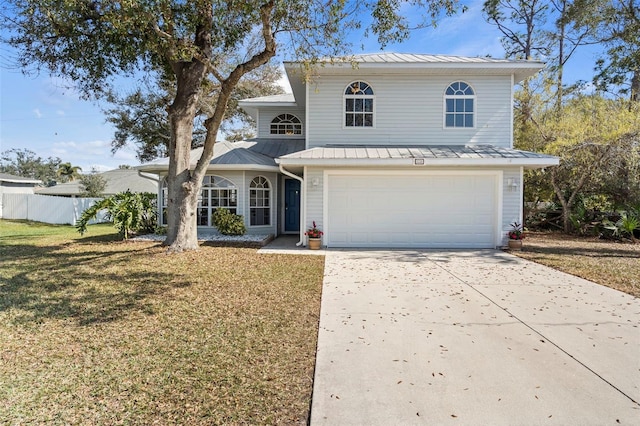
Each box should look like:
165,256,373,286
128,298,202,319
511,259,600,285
284,179,300,232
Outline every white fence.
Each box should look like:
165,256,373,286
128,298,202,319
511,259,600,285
1,194,108,225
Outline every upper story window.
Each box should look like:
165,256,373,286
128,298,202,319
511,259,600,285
270,113,302,135
444,81,475,128
344,81,374,127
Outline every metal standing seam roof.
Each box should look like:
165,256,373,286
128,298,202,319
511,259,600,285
340,53,535,65
138,139,306,172
278,144,559,166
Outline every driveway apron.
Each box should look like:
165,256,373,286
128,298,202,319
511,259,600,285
310,250,640,425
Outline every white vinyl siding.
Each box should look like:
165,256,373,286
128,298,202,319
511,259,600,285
304,167,324,236
257,108,306,139
501,167,523,245
307,75,512,148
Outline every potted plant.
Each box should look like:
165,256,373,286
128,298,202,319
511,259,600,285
305,221,323,250
507,222,525,250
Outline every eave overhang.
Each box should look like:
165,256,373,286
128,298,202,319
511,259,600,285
276,145,559,170
277,157,559,169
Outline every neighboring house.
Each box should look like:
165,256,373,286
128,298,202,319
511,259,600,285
36,169,159,197
0,173,42,217
0,173,42,194
140,53,559,248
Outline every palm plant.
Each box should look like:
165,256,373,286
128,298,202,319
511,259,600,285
57,162,82,182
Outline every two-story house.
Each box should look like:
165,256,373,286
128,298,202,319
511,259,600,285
140,53,559,248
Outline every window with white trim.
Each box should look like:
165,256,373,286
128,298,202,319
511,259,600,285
249,176,270,226
344,81,374,127
270,113,302,135
194,176,238,226
444,81,475,128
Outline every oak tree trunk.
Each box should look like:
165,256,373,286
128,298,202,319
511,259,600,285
164,61,207,252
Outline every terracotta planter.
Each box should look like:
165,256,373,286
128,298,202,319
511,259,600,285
308,238,322,250
508,239,523,250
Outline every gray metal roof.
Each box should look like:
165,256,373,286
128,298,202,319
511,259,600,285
36,169,158,196
0,173,42,184
238,94,296,104
278,144,559,169
281,144,553,159
340,53,535,65
139,139,305,172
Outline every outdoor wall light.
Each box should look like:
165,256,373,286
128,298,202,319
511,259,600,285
311,178,320,187
507,178,519,191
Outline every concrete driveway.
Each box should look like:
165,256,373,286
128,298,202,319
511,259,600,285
310,250,640,425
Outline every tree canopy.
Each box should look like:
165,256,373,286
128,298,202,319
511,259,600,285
0,148,62,186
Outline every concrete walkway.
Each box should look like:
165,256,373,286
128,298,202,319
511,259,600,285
310,249,640,425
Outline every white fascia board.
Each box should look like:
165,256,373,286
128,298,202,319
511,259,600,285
138,164,281,173
277,157,559,168
0,177,42,184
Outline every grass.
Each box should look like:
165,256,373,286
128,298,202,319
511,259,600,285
510,232,640,297
0,220,325,425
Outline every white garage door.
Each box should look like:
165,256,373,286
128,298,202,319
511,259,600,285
327,174,497,248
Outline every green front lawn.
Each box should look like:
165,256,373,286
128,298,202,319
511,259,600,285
0,220,324,424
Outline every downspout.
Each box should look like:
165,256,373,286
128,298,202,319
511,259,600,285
278,164,305,247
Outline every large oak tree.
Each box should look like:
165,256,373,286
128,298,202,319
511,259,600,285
2,0,459,252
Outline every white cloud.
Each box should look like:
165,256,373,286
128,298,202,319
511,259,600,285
47,139,137,171
56,110,65,116
33,108,42,118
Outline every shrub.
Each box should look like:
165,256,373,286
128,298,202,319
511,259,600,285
77,191,157,239
212,208,246,236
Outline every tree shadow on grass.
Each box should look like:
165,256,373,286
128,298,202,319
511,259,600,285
0,242,191,326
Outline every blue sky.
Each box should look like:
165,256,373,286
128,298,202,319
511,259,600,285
0,0,603,172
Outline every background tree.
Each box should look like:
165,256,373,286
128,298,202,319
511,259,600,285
483,0,550,134
0,148,61,186
3,0,460,252
56,162,83,182
79,172,107,197
590,0,640,103
543,96,639,231
484,0,640,236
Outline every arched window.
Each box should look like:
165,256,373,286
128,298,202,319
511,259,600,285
344,81,374,127
270,113,302,135
249,176,271,226
197,176,238,226
160,176,238,227
444,81,475,128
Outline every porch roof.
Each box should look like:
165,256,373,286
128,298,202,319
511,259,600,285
138,139,305,173
277,144,559,169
